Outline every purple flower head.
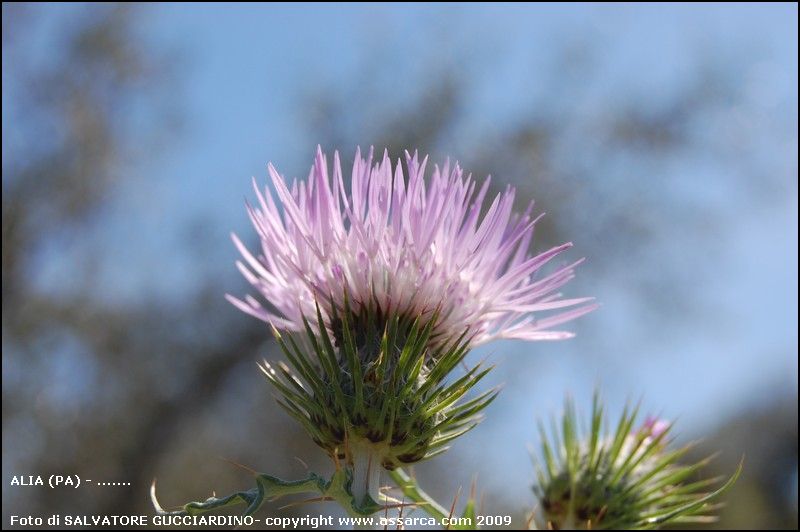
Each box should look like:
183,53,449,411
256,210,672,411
228,147,596,345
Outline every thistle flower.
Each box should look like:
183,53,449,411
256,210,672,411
151,147,597,519
532,397,741,530
228,146,595,345
229,147,594,506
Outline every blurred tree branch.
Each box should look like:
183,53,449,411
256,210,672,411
3,4,276,517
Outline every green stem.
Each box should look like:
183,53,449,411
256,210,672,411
350,440,382,505
350,441,383,530
388,467,449,521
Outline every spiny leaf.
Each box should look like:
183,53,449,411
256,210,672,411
151,469,382,518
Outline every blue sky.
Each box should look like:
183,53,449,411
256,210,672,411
19,2,798,504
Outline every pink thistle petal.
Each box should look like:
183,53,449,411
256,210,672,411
229,147,595,345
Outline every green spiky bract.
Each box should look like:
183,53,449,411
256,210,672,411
532,395,742,530
263,297,498,470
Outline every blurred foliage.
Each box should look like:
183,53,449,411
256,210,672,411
2,3,796,530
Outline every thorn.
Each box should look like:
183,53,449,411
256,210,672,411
447,485,462,528
596,505,608,525
332,449,341,471
218,456,258,475
294,456,309,471
382,502,421,511
525,506,537,530
279,496,334,510
149,479,164,513
149,479,182,515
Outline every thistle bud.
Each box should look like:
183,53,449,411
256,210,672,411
532,397,741,530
